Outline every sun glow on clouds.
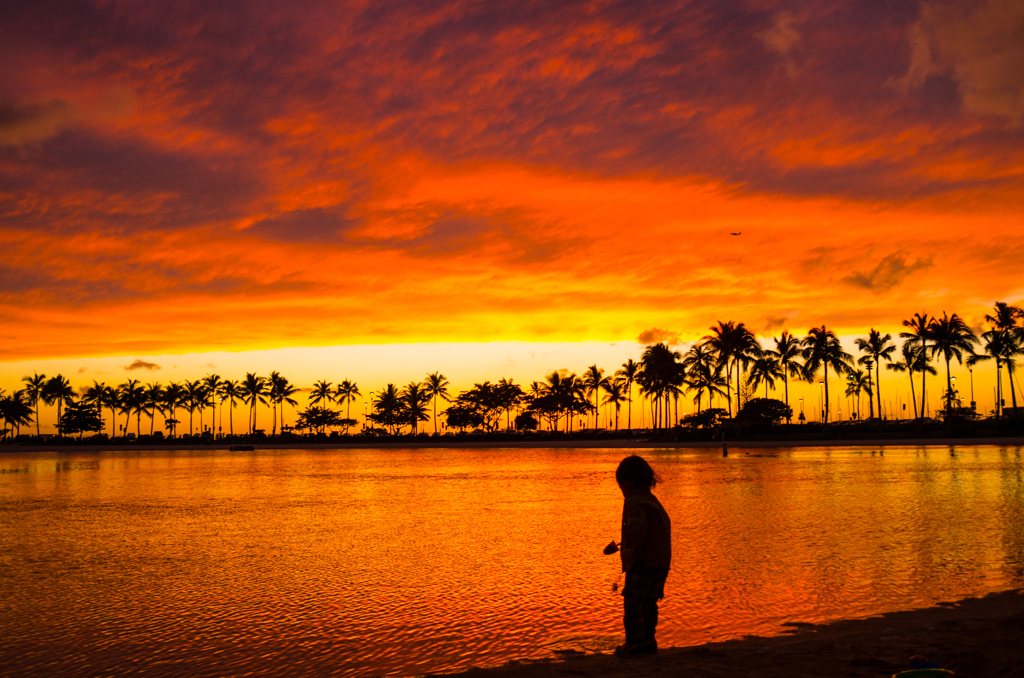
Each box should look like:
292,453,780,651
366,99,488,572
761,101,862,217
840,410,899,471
0,0,1022,374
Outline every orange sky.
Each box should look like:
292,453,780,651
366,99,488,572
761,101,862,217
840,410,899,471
1,0,1023,425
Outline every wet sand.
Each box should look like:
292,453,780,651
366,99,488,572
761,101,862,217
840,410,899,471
4,435,1023,454
456,589,1024,678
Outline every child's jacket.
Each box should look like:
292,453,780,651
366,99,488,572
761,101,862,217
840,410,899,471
620,490,672,573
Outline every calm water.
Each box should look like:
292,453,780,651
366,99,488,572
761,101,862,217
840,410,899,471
2,445,1023,677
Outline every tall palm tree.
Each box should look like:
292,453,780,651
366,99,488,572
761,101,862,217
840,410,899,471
242,373,268,435
310,380,334,406
21,373,47,436
639,343,683,431
217,380,242,435
267,371,290,436
602,379,627,430
702,321,762,417
335,379,362,433
771,331,805,419
986,301,1024,333
143,382,164,435
117,379,144,436
615,359,640,431
582,365,610,429
747,355,784,400
927,312,978,418
161,382,184,437
202,374,222,435
401,382,431,435
422,373,449,434
43,375,75,435
854,329,896,420
801,325,853,425
901,313,934,418
372,384,404,435
983,302,1024,416
182,380,206,436
970,329,1023,417
844,369,872,420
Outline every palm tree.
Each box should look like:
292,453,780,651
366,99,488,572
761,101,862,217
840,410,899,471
143,382,164,435
901,313,934,418
217,380,242,435
401,382,431,435
371,384,404,435
801,325,854,425
601,379,627,430
886,341,936,419
854,329,896,420
202,374,222,435
702,321,762,417
267,371,290,436
844,369,872,420
310,381,334,406
276,378,300,434
335,379,362,433
82,381,114,437
241,373,268,435
582,365,610,429
771,331,805,419
21,373,47,436
986,301,1024,333
116,379,145,436
160,382,183,437
423,373,449,434
983,302,1024,417
42,375,75,435
747,355,784,399
970,328,1023,417
182,380,206,436
615,359,640,431
639,343,683,431
0,390,34,439
927,312,978,418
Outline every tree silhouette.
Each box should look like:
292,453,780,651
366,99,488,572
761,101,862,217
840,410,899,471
927,312,978,419
615,359,640,431
241,373,268,434
770,331,805,421
801,325,853,425
217,379,242,435
844,369,872,419
582,365,610,429
401,381,431,435
182,380,205,436
0,390,34,439
601,379,627,430
423,373,449,434
334,379,362,433
143,382,164,435
901,313,934,418
43,375,75,435
703,321,762,417
162,382,185,437
82,380,114,437
854,329,896,420
747,355,784,399
638,343,683,431
202,374,222,435
21,373,46,437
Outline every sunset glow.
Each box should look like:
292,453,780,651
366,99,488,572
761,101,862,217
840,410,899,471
2,1,1022,426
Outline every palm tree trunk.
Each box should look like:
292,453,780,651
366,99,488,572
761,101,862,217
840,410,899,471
627,383,632,431
909,372,918,419
824,365,830,424
1009,363,1019,414
921,341,927,418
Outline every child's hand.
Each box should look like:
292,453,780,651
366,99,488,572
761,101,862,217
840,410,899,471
603,540,619,555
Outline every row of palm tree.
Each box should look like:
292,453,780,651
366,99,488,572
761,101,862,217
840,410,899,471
5,302,1022,438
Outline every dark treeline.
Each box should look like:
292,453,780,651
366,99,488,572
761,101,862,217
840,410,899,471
1,302,1022,442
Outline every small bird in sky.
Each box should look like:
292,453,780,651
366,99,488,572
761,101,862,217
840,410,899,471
730,232,742,235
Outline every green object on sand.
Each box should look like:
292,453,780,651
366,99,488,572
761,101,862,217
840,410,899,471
892,670,954,678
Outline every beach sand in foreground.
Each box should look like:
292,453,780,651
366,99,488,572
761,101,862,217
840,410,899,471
455,589,1024,678
5,436,1023,454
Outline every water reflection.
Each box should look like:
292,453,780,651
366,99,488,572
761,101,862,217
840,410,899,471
1,445,1023,677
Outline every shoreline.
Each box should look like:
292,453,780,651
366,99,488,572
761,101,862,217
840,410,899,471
454,589,1024,678
2,435,1022,454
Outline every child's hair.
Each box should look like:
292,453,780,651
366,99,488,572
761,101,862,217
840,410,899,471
616,455,659,489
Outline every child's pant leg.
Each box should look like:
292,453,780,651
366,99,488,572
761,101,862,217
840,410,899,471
622,563,669,645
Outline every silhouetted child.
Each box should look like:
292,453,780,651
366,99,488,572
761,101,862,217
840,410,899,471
613,455,671,657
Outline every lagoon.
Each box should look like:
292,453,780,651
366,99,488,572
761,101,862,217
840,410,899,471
2,445,1023,677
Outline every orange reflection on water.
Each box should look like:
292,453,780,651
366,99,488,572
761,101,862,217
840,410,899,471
1,446,1023,677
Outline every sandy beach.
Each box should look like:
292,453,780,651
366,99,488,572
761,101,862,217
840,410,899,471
455,589,1024,678
3,435,1022,454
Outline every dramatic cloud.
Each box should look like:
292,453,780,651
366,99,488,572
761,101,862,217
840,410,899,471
841,252,934,294
0,0,1020,363
637,328,682,346
124,359,161,372
902,0,1024,122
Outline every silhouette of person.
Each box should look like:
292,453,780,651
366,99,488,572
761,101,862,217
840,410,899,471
613,455,671,657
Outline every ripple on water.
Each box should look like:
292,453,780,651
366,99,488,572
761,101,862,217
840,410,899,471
1,445,1023,676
